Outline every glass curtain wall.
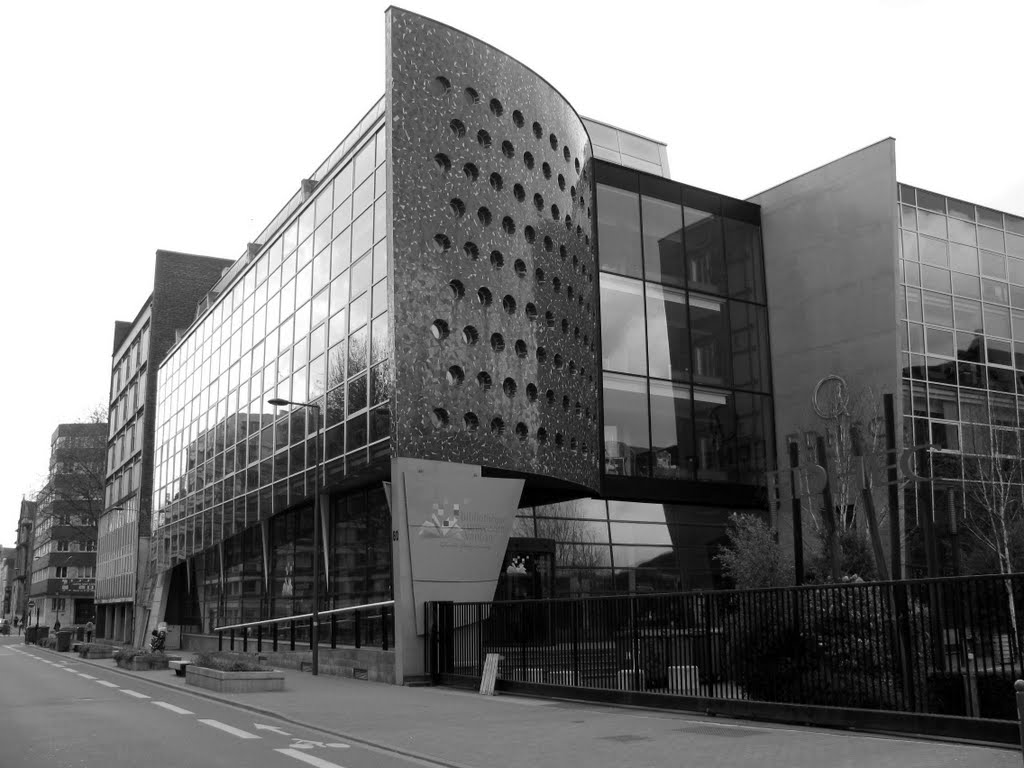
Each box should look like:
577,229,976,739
513,498,737,595
152,123,390,570
596,169,773,485
898,184,1024,572
193,486,392,633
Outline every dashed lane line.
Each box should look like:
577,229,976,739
152,702,193,715
198,719,261,739
96,680,119,688
275,749,347,768
275,749,348,768
121,689,150,699
78,674,97,679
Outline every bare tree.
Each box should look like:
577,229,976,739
34,406,108,539
802,378,889,580
960,423,1024,647
533,501,609,571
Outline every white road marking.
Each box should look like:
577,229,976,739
78,674,97,679
254,723,291,735
198,719,261,739
121,689,150,699
275,749,347,768
152,701,193,715
290,740,349,750
96,680,119,688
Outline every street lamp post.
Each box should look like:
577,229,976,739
268,397,324,676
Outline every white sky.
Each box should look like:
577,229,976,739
1,0,1021,545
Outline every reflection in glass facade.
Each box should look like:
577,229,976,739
596,166,774,484
898,184,1024,549
512,499,737,595
194,486,391,633
152,120,390,576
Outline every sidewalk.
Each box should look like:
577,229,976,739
28,644,1021,768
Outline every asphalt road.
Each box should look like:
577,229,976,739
0,637,423,768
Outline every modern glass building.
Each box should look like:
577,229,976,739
898,185,1024,573
752,139,1024,579
145,9,774,677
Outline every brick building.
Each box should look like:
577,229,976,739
0,547,15,624
12,499,36,628
96,250,233,645
30,423,107,628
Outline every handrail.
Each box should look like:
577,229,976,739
214,600,394,633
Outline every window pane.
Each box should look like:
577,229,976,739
735,391,773,482
693,388,734,482
953,297,983,333
600,274,647,374
645,284,689,382
641,196,683,287
902,231,919,261
982,279,1008,304
952,273,980,299
689,295,731,386
729,301,769,392
920,265,950,293
926,327,954,358
947,218,977,246
981,251,1007,279
979,227,1005,254
919,236,948,266
649,380,693,480
918,209,947,239
684,208,726,295
985,303,1011,338
922,291,953,327
1008,259,1024,286
597,185,642,278
724,218,765,303
602,373,650,477
949,243,978,274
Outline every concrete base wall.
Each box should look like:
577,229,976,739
179,634,395,684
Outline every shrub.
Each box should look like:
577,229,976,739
77,642,111,657
716,514,793,589
113,647,168,665
724,584,927,711
927,670,1018,720
191,651,270,673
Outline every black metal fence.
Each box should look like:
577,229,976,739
217,602,393,654
426,573,1024,720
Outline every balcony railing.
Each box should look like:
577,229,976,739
214,599,394,654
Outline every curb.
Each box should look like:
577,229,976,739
25,644,477,768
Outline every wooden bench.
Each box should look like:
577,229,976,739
169,659,190,677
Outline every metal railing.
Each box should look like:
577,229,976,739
427,573,1024,721
214,599,394,654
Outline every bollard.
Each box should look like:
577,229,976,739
1016,680,1024,762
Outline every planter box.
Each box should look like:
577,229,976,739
115,655,173,671
186,665,284,693
80,645,116,659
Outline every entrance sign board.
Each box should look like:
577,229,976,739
480,653,502,696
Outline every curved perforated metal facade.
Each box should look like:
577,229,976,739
386,8,600,491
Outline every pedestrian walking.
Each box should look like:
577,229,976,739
85,620,94,643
